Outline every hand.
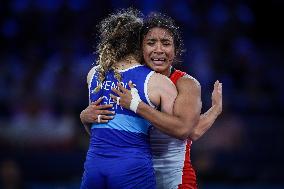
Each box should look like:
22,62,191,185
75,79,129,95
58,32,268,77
110,81,136,110
80,97,115,124
212,80,222,115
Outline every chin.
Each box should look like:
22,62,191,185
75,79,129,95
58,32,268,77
157,68,170,76
147,63,167,72
151,66,164,72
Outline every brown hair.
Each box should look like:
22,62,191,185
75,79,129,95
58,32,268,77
95,8,143,92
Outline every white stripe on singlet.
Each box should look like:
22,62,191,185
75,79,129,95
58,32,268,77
144,71,156,108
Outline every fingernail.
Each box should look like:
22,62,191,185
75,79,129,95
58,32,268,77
112,111,115,114
129,80,132,83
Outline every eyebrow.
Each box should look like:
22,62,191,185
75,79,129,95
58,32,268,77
161,38,172,42
146,37,172,42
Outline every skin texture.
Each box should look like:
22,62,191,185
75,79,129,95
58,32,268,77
81,27,222,141
82,59,178,136
80,97,114,135
142,27,175,76
109,27,221,140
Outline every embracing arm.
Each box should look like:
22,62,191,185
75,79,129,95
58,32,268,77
189,80,222,141
80,98,114,135
111,75,201,140
80,66,114,135
138,76,201,140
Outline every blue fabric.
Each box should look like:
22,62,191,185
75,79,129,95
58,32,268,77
89,65,154,117
91,113,151,135
81,65,156,188
80,129,156,189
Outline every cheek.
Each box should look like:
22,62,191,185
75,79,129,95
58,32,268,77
142,52,147,61
143,49,150,59
168,49,175,61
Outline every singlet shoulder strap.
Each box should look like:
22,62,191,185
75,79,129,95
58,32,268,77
169,67,186,85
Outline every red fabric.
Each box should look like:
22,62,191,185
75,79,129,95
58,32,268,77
178,140,197,189
170,69,197,189
169,69,186,85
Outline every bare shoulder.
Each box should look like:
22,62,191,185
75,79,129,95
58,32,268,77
147,72,177,107
153,72,177,98
87,65,99,85
176,73,201,92
151,72,175,88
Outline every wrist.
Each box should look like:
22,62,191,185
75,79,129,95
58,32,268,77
129,88,142,113
80,113,90,125
211,105,221,117
136,101,147,114
80,112,86,124
130,98,141,113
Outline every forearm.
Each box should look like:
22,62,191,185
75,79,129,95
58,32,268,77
190,105,220,141
83,123,91,136
80,111,92,136
137,102,189,140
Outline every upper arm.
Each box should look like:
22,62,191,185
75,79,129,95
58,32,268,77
148,73,177,115
174,75,202,124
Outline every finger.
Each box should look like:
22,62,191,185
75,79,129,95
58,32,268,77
117,82,128,93
91,97,103,105
128,80,136,89
96,114,114,123
218,83,222,93
112,86,123,96
214,80,219,89
98,110,115,115
96,104,113,109
110,94,119,101
100,115,114,120
98,119,109,123
85,115,97,123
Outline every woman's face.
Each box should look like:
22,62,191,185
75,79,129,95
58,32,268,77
142,27,175,76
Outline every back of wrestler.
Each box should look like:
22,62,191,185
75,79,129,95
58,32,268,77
80,9,156,189
81,65,156,189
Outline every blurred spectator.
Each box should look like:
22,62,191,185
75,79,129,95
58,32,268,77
0,159,26,189
0,95,76,150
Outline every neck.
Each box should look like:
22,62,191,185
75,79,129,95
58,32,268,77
161,67,172,77
114,55,140,70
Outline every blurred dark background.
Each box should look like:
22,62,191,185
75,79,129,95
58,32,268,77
0,0,283,189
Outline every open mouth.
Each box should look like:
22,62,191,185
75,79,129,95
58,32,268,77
151,58,166,65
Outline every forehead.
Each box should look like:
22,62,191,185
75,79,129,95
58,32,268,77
144,27,173,40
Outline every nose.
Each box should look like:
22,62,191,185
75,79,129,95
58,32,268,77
153,43,164,54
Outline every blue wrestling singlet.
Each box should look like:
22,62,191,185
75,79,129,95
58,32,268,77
80,65,156,189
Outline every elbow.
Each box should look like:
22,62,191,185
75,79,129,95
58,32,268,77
189,122,202,141
167,129,188,140
189,130,201,141
176,122,198,140
176,128,191,140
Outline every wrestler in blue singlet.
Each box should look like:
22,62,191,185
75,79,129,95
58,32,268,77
80,65,156,189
